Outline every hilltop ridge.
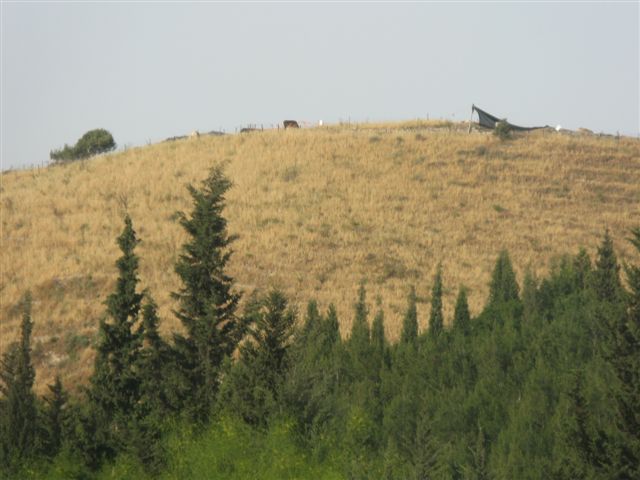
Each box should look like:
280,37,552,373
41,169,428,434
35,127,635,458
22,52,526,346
1,120,639,392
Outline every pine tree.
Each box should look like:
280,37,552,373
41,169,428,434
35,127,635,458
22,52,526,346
171,165,243,422
129,297,173,472
593,229,623,303
41,375,68,458
521,268,538,323
301,299,322,340
400,286,418,345
283,303,343,437
324,303,341,347
87,215,144,464
222,290,296,426
429,265,444,337
563,370,609,476
468,424,489,480
573,247,592,290
413,408,439,479
349,283,371,371
488,250,520,305
604,227,640,477
371,306,387,364
453,286,471,335
0,292,37,471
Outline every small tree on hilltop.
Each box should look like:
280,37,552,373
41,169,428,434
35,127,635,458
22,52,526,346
50,128,116,162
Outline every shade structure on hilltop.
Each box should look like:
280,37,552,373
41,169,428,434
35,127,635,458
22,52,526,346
471,104,549,131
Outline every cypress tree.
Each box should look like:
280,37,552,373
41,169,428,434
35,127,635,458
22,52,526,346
400,286,418,345
573,247,592,290
593,229,623,303
604,227,640,477
371,306,387,362
564,370,609,476
429,264,444,337
222,290,296,426
349,283,371,367
301,299,322,340
88,215,144,440
171,165,242,422
521,268,538,322
41,375,68,458
413,408,439,479
129,297,174,472
0,292,37,471
453,286,471,335
488,250,520,305
325,304,341,348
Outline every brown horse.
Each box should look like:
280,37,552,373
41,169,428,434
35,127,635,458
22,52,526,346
283,120,299,129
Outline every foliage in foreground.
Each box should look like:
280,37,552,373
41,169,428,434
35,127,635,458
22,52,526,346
2,164,638,479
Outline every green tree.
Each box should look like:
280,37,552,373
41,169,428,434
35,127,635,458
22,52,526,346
371,305,388,368
605,228,640,477
129,297,175,472
283,303,344,438
41,375,68,459
453,286,471,335
573,247,592,291
430,265,444,337
222,290,296,426
171,165,243,423
0,292,37,471
400,286,418,345
50,128,116,162
348,283,372,375
86,215,144,467
593,229,623,303
488,250,520,305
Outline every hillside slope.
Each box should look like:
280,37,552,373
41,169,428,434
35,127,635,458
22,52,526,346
1,121,639,391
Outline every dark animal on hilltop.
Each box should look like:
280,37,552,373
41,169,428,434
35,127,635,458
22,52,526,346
283,120,300,129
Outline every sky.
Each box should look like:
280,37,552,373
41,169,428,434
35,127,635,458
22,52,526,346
1,1,638,170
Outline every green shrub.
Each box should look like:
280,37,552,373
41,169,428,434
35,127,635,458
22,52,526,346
493,121,512,141
50,129,116,162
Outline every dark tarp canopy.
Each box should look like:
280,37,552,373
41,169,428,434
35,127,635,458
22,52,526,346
472,105,548,131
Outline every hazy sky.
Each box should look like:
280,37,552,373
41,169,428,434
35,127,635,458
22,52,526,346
1,1,638,170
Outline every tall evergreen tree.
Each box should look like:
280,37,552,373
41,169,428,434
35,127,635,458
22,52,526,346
371,306,387,364
573,247,592,291
488,250,520,305
0,292,37,471
562,370,609,477
128,296,175,473
429,265,444,337
521,268,538,322
453,286,471,335
171,165,243,422
400,286,418,345
41,375,68,458
593,229,623,303
349,283,371,372
604,227,640,477
88,215,144,447
413,407,439,479
222,290,296,426
137,296,176,415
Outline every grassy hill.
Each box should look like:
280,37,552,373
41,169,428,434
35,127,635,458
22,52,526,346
1,120,639,392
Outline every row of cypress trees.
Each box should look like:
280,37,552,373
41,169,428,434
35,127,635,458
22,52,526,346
1,164,638,478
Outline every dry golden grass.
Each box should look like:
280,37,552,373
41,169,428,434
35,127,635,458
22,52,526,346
1,121,639,393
